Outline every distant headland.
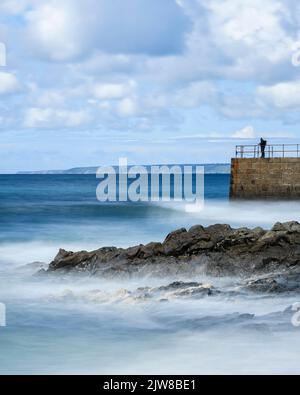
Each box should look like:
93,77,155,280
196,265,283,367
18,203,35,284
17,163,231,175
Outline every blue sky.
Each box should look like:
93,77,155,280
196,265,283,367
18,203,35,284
1,0,300,172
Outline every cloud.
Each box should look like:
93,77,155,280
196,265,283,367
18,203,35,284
93,81,136,100
25,0,190,61
37,90,66,107
175,81,217,107
232,125,255,138
0,72,19,94
0,0,37,14
117,98,138,117
144,0,300,85
231,126,296,139
257,81,300,109
25,2,84,61
144,81,217,112
24,107,91,128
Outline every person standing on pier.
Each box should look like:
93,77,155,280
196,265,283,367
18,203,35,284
259,138,267,158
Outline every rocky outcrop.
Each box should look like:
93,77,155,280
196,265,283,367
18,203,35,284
44,221,300,290
243,267,300,293
43,281,219,305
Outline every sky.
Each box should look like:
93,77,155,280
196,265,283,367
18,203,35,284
1,0,300,172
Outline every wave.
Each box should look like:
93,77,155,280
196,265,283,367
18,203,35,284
160,199,300,228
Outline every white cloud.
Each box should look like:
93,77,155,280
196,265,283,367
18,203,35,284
24,0,189,61
257,81,300,109
232,125,255,138
37,90,66,107
93,81,136,100
206,0,290,64
173,81,217,108
231,126,295,139
0,72,19,94
25,1,84,61
144,81,216,111
117,98,138,117
0,0,38,14
24,108,91,128
145,0,299,86
93,84,126,100
218,93,264,119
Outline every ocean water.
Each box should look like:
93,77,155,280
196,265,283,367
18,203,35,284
1,174,300,374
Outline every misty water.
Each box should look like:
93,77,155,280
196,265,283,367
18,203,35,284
1,174,300,374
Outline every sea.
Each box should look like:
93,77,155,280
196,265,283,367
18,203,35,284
0,174,300,374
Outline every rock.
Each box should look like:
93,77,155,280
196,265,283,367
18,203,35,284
271,222,285,232
245,277,287,293
188,240,215,252
164,228,187,243
149,281,217,299
252,227,265,236
163,228,192,256
44,222,300,290
244,268,300,293
205,224,233,242
272,221,300,233
260,230,286,242
188,225,206,237
126,245,143,259
157,281,200,291
141,242,165,258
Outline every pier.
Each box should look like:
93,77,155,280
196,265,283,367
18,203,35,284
230,144,300,199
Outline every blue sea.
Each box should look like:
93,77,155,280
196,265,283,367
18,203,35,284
1,174,300,374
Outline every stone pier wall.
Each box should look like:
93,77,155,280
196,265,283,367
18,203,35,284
230,158,300,199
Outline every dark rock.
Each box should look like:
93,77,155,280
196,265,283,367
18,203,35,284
45,221,300,291
272,221,300,233
157,281,200,291
188,225,205,235
149,281,216,299
164,228,187,243
205,224,233,241
141,242,165,258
